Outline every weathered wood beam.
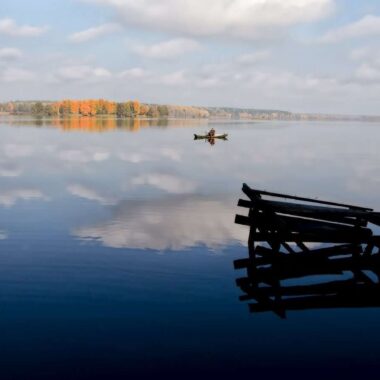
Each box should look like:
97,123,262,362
242,183,372,211
237,198,371,226
235,215,372,243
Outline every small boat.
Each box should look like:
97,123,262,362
194,133,228,140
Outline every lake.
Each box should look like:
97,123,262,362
0,116,379,379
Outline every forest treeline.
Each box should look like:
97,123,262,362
0,99,170,117
0,100,210,118
4,100,378,121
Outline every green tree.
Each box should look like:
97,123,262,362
31,102,44,115
158,105,169,117
147,105,159,118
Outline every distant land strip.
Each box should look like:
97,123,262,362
0,100,379,122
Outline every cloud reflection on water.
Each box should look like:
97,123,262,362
67,184,117,206
72,195,246,251
0,188,48,207
131,173,197,194
1,118,380,252
0,161,22,177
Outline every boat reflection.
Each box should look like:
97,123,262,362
234,184,380,318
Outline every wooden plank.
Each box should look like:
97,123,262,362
275,215,367,233
237,198,253,208
256,205,310,252
235,214,252,226
368,214,380,226
240,198,369,216
235,215,372,243
233,258,253,270
242,183,372,211
238,198,370,226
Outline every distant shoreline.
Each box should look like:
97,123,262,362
1,100,380,122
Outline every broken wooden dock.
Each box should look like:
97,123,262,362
234,183,380,318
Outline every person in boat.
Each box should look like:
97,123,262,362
208,128,215,138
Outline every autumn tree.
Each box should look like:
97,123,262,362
44,103,60,116
132,100,140,116
139,104,149,116
79,101,91,116
89,100,97,116
105,100,116,114
59,100,72,115
6,102,14,113
70,100,80,114
147,105,159,118
116,102,135,117
31,102,44,115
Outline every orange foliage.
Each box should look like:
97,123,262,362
139,104,149,116
133,100,140,115
51,99,137,117
79,101,92,116
70,100,80,114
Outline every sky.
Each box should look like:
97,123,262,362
1,0,380,114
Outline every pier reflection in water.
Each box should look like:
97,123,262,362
234,184,380,318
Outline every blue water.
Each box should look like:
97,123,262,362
0,117,380,379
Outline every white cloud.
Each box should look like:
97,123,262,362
236,50,271,65
55,65,111,82
0,68,35,82
69,23,121,42
193,55,272,89
0,189,48,207
2,144,34,158
119,67,149,79
160,148,182,161
133,38,201,59
131,173,197,194
348,46,380,84
118,148,181,163
72,195,246,250
320,15,380,43
86,0,334,39
0,18,48,37
0,230,8,240
118,152,152,163
156,70,188,86
67,184,117,205
59,149,110,163
0,47,22,61
350,47,372,61
355,63,380,83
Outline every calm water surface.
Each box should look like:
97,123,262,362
0,117,380,379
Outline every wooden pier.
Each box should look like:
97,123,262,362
234,184,380,318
